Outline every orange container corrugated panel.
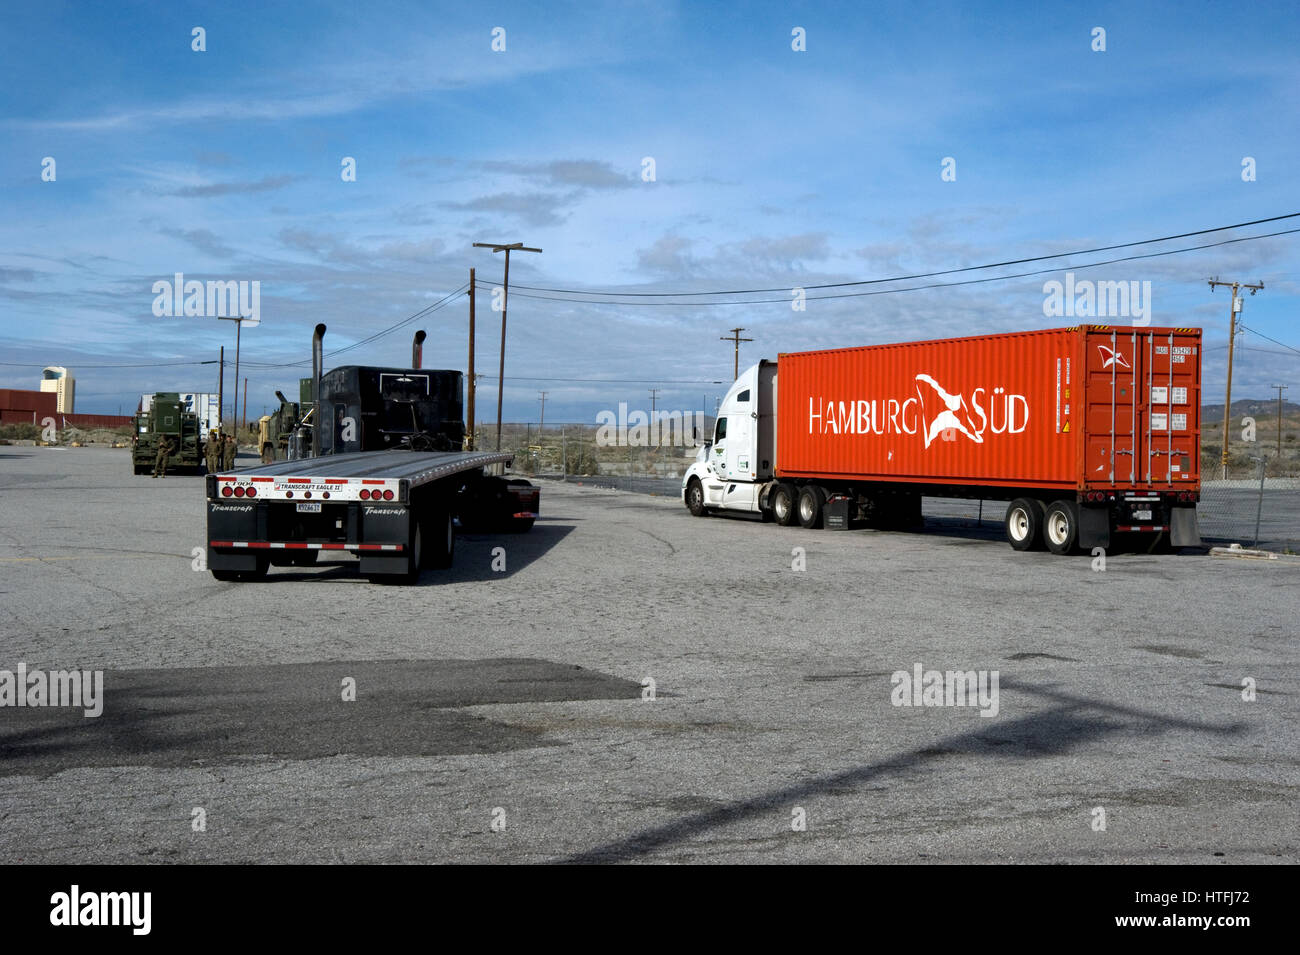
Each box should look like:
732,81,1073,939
776,326,1201,492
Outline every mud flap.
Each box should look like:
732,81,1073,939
1170,505,1201,547
209,548,264,572
1078,505,1110,551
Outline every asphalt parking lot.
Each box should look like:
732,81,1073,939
1,445,1297,863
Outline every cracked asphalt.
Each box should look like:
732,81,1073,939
1,445,1296,863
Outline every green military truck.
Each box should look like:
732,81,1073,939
257,378,314,463
132,392,204,475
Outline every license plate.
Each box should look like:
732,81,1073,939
1133,509,1152,521
296,502,322,513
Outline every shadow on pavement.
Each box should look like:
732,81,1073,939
0,657,640,777
557,682,1247,863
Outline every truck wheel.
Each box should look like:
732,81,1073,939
425,509,455,570
1043,500,1080,555
399,521,425,583
772,484,798,526
1005,498,1045,551
798,486,825,529
685,478,707,517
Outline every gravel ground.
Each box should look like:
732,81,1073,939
1,445,1296,863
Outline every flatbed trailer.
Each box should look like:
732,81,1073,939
206,449,539,582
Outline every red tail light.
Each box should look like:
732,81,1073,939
382,489,394,501
360,489,371,499
221,486,233,497
246,487,256,498
233,486,245,497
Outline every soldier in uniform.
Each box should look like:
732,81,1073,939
206,430,221,473
152,435,174,478
222,433,237,471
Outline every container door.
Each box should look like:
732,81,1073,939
1140,330,1200,487
1084,329,1140,486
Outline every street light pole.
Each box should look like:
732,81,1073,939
473,241,542,450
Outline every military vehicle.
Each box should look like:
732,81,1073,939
132,391,204,475
258,381,310,463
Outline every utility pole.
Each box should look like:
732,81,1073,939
649,388,660,447
473,241,542,450
466,268,476,449
1272,383,1289,460
217,315,254,435
720,327,753,380
538,391,547,435
242,377,248,432
1208,278,1264,478
217,345,225,432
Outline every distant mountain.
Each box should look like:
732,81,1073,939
1201,399,1300,423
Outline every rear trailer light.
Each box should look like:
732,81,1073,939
360,489,370,500
221,486,233,497
246,487,256,498
382,489,394,501
234,486,245,497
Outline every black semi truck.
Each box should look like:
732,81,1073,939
206,326,538,583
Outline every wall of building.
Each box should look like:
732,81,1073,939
0,388,56,425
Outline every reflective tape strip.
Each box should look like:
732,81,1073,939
512,511,537,519
210,541,403,551
1115,525,1167,532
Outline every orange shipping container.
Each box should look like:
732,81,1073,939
775,326,1201,493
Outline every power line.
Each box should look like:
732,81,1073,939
1241,324,1300,356
499,212,1300,298
470,226,1300,307
478,375,725,384
240,282,470,369
0,359,210,369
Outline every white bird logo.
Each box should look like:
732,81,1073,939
1097,345,1131,369
915,374,984,448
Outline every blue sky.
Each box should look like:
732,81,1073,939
2,0,1297,421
